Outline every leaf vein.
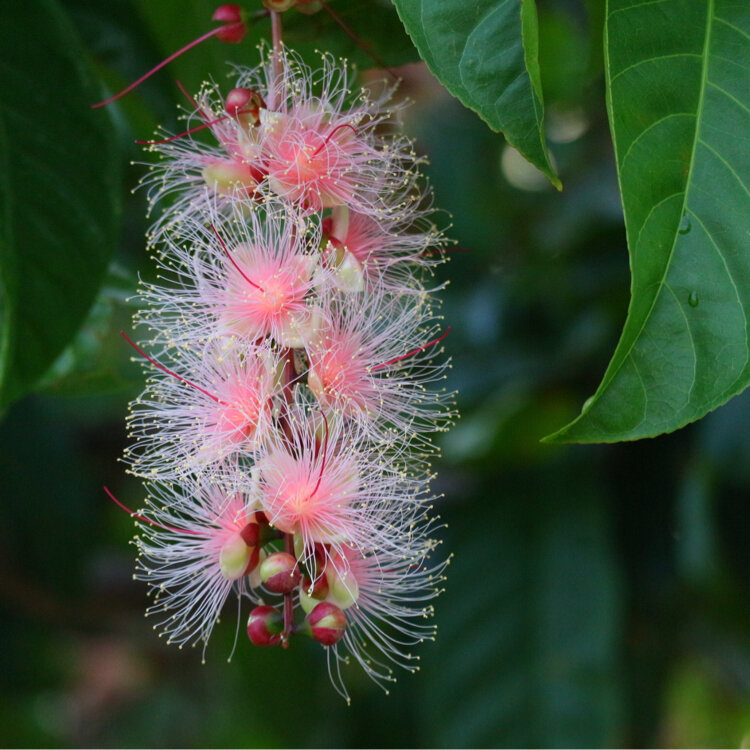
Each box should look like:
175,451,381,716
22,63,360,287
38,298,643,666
610,52,702,85
714,16,750,44
663,281,697,402
690,211,749,377
619,112,695,168
607,0,671,22
697,138,750,198
634,191,684,248
705,80,750,117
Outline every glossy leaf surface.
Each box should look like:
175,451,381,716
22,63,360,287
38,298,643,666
549,0,750,443
392,0,559,187
0,0,121,410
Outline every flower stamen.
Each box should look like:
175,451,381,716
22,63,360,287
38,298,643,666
120,331,227,404
371,327,451,371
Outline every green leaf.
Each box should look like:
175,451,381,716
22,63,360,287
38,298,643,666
416,466,623,746
0,0,121,410
37,264,139,397
547,0,750,444
392,0,560,188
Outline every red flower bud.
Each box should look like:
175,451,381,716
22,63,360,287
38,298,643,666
259,551,301,593
247,605,283,647
224,87,265,125
212,4,247,43
299,573,330,614
307,601,346,646
239,522,259,546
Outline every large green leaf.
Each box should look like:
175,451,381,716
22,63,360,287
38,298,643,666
548,0,750,443
0,0,121,410
392,0,559,188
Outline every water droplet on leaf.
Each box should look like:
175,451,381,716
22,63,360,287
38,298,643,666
688,291,699,307
678,214,692,235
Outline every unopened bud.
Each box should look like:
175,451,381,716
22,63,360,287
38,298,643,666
212,5,248,43
239,522,259,546
299,574,330,614
260,551,301,593
202,158,260,196
305,602,346,645
329,245,365,293
219,531,252,581
247,547,267,588
224,87,264,125
247,605,283,647
325,560,360,609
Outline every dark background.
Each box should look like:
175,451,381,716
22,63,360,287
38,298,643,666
2,0,750,746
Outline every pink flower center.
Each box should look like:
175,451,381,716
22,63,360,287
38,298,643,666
260,450,358,543
207,380,268,446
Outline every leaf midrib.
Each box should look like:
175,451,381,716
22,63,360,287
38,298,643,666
597,0,716,404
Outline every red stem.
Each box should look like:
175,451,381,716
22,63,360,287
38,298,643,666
91,26,225,109
310,410,329,498
175,79,201,113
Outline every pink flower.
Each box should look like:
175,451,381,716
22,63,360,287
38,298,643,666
306,288,455,455
140,49,429,247
134,480,261,655
321,206,447,295
139,200,322,350
125,336,279,481
118,40,456,697
299,540,448,702
255,405,397,555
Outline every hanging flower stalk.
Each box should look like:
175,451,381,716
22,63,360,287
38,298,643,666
106,3,456,701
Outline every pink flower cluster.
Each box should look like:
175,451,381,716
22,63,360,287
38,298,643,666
124,47,455,700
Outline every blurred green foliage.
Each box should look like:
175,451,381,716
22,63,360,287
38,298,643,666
1,0,749,747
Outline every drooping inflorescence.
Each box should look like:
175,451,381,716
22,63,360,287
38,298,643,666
112,11,456,701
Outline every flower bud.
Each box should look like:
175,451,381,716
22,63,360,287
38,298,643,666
305,602,346,645
259,551,301,593
219,532,251,580
239,522,259,547
298,574,330,614
202,158,260,196
329,245,365,293
325,559,360,609
224,87,264,125
247,605,283,647
247,547,267,589
212,5,248,43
